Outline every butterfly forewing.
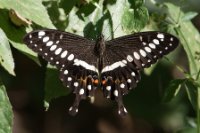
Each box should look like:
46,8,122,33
23,29,97,68
103,31,179,71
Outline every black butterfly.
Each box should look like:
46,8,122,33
23,29,179,116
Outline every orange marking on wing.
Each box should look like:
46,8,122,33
93,79,99,84
101,80,106,85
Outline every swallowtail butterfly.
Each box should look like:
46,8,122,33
23,29,179,116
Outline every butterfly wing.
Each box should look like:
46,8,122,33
23,29,99,115
101,31,179,115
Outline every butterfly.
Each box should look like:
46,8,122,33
23,29,179,116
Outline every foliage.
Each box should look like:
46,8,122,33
0,0,199,132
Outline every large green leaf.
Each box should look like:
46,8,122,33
66,0,106,38
121,6,148,33
164,3,200,79
0,10,40,65
0,0,55,28
0,29,15,76
0,84,13,133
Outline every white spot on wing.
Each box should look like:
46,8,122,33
142,42,147,45
43,36,49,42
157,33,164,39
153,39,159,45
67,54,74,61
61,51,68,58
67,77,72,81
38,31,45,37
50,45,57,51
127,79,132,83
149,43,156,49
114,90,118,97
133,52,140,60
55,48,62,55
60,34,63,39
127,55,133,62
106,86,111,91
64,70,68,75
145,47,151,53
74,82,79,87
29,34,32,38
124,107,127,113
120,83,125,88
139,49,147,57
131,72,135,76
87,85,92,90
46,41,53,46
79,88,84,95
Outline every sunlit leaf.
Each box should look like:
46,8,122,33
0,0,55,28
0,84,13,133
0,29,15,76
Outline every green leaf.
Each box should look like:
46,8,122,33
164,3,200,79
181,11,198,21
163,79,185,102
107,0,129,38
0,0,55,28
185,80,197,111
0,10,40,65
44,66,70,103
0,29,15,76
0,84,13,133
121,6,148,33
66,0,108,39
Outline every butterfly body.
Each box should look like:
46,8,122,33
23,29,179,116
